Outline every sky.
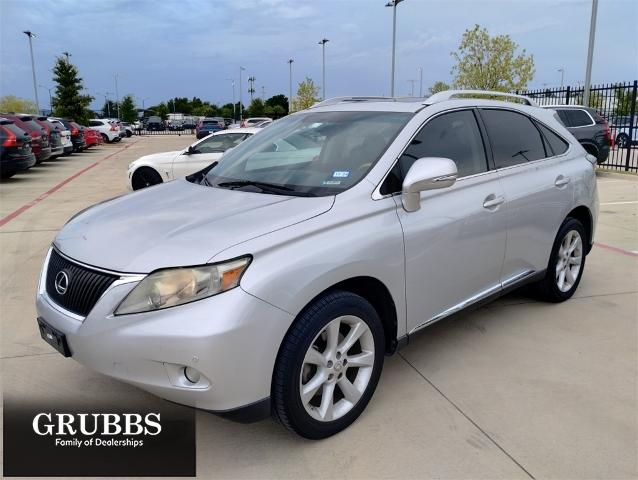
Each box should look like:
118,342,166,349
1,0,637,112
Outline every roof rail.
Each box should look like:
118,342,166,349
424,90,537,107
310,96,423,108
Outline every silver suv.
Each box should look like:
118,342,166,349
36,91,598,438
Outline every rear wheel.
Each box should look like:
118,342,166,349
100,133,109,143
272,290,384,439
532,217,586,302
132,167,162,190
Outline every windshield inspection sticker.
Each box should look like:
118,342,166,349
322,180,342,185
332,170,350,178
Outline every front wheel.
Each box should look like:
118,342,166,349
272,290,384,439
532,217,586,302
131,167,163,190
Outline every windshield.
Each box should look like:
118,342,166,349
202,110,411,196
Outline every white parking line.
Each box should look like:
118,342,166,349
599,201,638,205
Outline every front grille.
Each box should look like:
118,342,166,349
45,249,119,317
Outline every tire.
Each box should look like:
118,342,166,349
0,171,16,180
131,167,163,190
531,217,587,302
272,290,385,439
100,133,109,143
616,133,629,149
126,131,132,138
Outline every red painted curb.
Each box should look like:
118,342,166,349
595,242,638,257
0,141,139,228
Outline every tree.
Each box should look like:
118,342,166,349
292,77,319,111
247,98,265,117
428,81,450,95
266,94,289,114
156,103,169,120
101,99,118,118
450,25,534,92
0,95,38,114
614,84,637,116
120,95,137,122
51,56,93,124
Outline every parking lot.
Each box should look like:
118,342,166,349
1,136,636,478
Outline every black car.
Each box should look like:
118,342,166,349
0,117,36,179
146,116,165,131
35,117,64,158
57,118,86,152
546,105,612,164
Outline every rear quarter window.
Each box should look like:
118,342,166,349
564,109,594,127
536,122,569,156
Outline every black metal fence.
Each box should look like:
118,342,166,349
135,128,196,136
519,81,637,172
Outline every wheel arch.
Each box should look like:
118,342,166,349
131,165,164,189
567,205,593,254
292,276,399,355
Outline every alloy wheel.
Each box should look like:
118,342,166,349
299,315,375,422
555,229,583,292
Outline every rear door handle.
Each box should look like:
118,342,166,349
555,175,571,187
483,194,505,209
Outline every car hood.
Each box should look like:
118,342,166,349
131,150,182,166
54,179,334,273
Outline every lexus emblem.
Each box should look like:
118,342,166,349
54,271,69,295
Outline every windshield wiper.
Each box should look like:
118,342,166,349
217,180,295,193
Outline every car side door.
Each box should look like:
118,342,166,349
479,108,575,284
171,133,249,178
385,109,508,333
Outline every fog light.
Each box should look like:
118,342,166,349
183,366,201,384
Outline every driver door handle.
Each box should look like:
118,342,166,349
555,175,571,187
483,194,505,209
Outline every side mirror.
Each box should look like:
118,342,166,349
402,157,458,212
186,145,197,155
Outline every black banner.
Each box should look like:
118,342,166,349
4,401,196,476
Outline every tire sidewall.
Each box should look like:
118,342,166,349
275,292,385,439
546,218,587,301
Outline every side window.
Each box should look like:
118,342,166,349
399,110,488,178
536,122,569,156
89,120,101,127
194,134,242,153
565,109,593,127
480,109,546,168
556,110,571,127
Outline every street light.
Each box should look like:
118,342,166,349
239,66,246,121
114,74,120,119
407,79,416,96
97,91,113,117
39,84,53,111
23,31,40,113
226,78,236,120
141,97,150,111
287,59,294,113
385,0,404,97
558,67,565,89
583,0,599,106
418,67,423,97
318,38,329,100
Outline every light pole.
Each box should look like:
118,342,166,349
583,0,598,106
23,31,40,113
248,76,256,102
239,66,245,121
226,78,236,120
287,59,294,113
39,84,53,112
97,92,113,118
141,97,150,111
558,67,565,89
114,74,120,119
407,79,416,96
418,67,423,97
318,38,329,100
385,0,404,97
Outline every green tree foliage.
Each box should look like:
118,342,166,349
101,99,118,118
614,84,638,116
266,94,289,114
156,103,169,120
428,81,450,95
168,97,192,114
450,25,535,92
265,104,286,118
292,77,319,111
247,98,266,117
120,95,137,122
0,95,38,114
51,56,93,124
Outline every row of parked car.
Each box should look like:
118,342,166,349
0,114,132,179
195,116,273,139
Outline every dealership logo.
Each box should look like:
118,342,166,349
54,271,69,295
32,413,162,437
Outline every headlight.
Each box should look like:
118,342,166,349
115,257,251,315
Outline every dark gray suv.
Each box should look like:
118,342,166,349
546,105,612,164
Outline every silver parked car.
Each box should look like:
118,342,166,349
36,91,598,438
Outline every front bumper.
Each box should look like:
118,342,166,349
35,252,293,412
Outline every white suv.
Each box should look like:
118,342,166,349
36,91,598,439
88,119,121,143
